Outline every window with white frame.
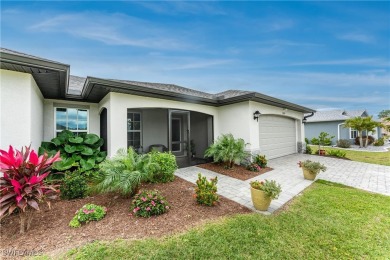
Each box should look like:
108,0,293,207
350,128,358,139
55,108,88,136
127,111,142,149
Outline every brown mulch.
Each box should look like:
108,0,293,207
0,177,251,258
197,163,273,181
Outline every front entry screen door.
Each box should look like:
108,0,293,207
169,110,190,159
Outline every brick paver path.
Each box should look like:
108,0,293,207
175,154,390,214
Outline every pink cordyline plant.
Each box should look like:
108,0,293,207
0,145,61,233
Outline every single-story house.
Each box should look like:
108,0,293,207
304,109,382,145
0,48,315,167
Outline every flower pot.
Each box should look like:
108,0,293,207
250,187,272,211
302,167,317,180
319,149,326,156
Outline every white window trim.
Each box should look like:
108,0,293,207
127,111,142,149
349,128,358,139
54,107,90,136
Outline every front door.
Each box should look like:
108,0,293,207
168,110,190,167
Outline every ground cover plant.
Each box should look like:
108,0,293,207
130,190,169,217
65,180,390,259
309,145,390,166
326,149,347,158
69,204,107,228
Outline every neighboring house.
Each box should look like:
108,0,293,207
304,109,382,145
0,48,315,167
380,118,390,137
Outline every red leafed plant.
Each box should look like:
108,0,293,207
0,145,61,233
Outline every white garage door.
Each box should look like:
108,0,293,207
259,115,297,159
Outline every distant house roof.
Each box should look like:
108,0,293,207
305,109,368,122
1,48,315,113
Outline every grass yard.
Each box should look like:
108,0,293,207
310,145,390,166
57,180,390,259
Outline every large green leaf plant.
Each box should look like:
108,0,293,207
39,130,107,172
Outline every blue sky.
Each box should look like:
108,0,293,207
1,1,389,116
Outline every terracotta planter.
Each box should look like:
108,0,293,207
302,167,317,180
319,149,326,156
250,187,272,211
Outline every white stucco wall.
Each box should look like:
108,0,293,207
217,101,251,143
0,69,44,151
43,99,100,142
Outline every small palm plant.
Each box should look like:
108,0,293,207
90,147,157,197
205,133,249,169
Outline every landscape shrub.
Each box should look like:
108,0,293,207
204,133,249,168
149,151,177,183
373,137,385,146
39,130,107,172
194,173,219,206
60,170,88,200
130,190,169,218
0,145,60,233
304,138,310,144
69,204,107,228
90,147,156,197
310,137,319,145
306,145,312,154
254,154,267,168
327,150,346,158
246,163,261,172
354,136,374,146
337,139,351,148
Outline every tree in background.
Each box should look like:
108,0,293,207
362,116,383,147
378,110,390,119
344,117,365,148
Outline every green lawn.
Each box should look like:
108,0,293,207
59,180,390,259
309,145,390,166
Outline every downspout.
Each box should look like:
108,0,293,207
302,112,314,123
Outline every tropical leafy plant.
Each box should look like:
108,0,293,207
130,190,169,218
373,137,385,146
60,170,88,200
194,173,219,206
90,147,156,197
0,146,60,233
69,204,107,228
250,180,282,199
39,130,107,172
149,151,177,183
204,133,249,168
362,116,382,147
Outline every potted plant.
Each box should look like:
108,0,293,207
298,160,327,180
250,180,281,211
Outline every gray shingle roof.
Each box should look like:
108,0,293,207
0,48,68,66
68,75,85,95
306,109,367,122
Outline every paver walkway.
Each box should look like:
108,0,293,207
175,154,390,214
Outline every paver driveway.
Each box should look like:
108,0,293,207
175,154,390,214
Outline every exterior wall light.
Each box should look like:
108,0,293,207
302,112,314,124
253,110,261,121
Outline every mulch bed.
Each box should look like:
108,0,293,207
197,163,273,181
0,177,251,258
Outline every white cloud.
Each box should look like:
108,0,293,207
290,58,388,67
338,32,375,44
29,12,194,50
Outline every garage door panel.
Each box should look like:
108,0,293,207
259,115,297,159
